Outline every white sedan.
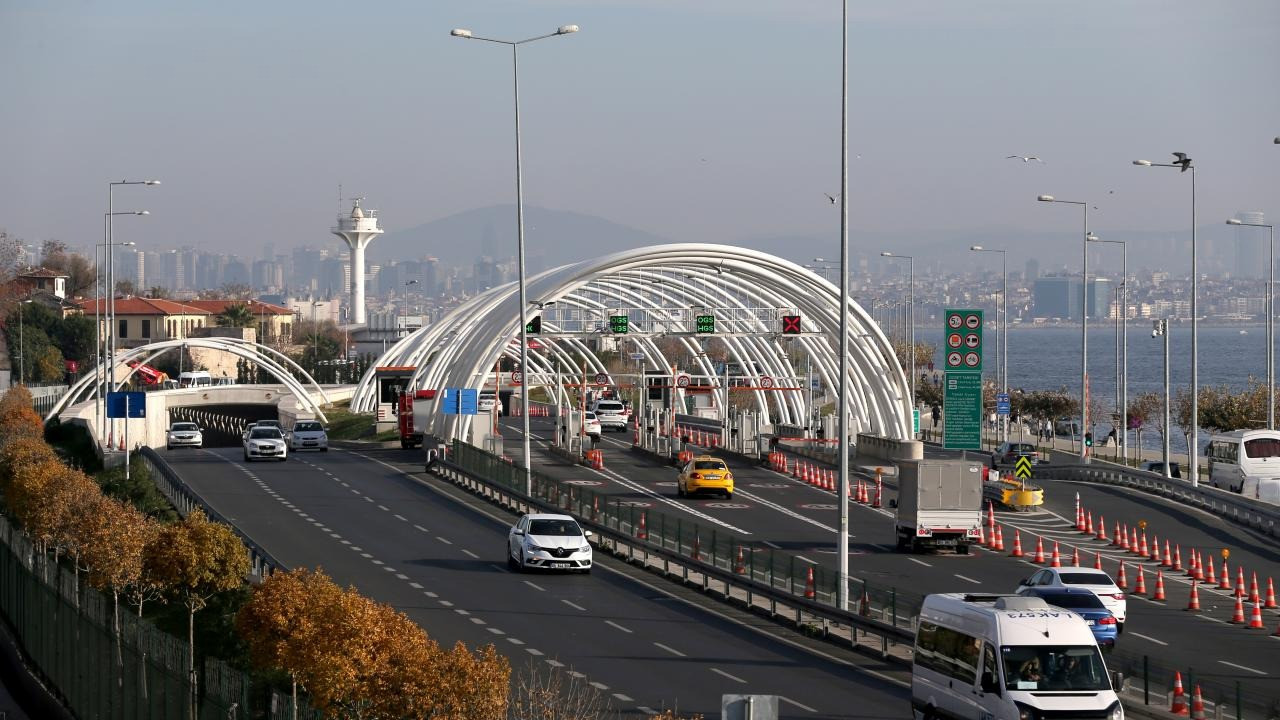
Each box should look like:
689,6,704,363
243,427,288,462
166,422,203,449
507,513,593,573
1017,566,1127,630
289,420,329,452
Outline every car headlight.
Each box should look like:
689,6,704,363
525,541,543,552
1015,703,1037,720
1108,702,1123,720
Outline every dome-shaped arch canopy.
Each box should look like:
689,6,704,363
352,244,910,445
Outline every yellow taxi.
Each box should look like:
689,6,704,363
677,455,734,499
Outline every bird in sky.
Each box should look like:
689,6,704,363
1006,155,1045,163
824,193,838,204
1172,152,1192,172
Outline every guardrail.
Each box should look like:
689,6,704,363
1035,463,1280,539
441,441,916,663
137,447,287,579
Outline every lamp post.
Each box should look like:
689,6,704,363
880,252,915,414
970,246,1008,440
1038,195,1091,461
835,0,853,612
102,204,149,446
1152,319,1172,477
451,22,579,496
1227,218,1275,429
1133,154,1198,485
1087,235,1127,461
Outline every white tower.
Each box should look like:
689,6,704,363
331,197,383,324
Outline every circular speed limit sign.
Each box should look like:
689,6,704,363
595,372,609,385
965,314,981,329
948,333,962,348
947,351,963,367
510,371,523,385
759,375,775,388
676,374,691,388
948,315,963,329
964,352,980,367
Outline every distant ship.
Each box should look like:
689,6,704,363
1240,330,1249,335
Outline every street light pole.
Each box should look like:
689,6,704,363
1088,235,1127,461
836,0,851,612
1153,319,1172,477
970,246,1008,440
1134,154,1198,484
1038,195,1091,461
452,23,579,496
880,252,915,419
1228,218,1275,429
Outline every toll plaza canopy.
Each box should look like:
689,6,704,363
351,244,911,444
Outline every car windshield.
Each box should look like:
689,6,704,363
1059,572,1113,586
250,429,283,440
694,460,727,471
257,421,281,428
1002,646,1110,692
171,423,198,432
596,403,623,411
1244,438,1280,458
528,519,581,537
294,422,323,432
1039,592,1105,609
585,412,596,420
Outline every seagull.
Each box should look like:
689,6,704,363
824,193,838,204
1172,152,1192,172
1006,155,1045,163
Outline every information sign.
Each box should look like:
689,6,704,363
996,392,1010,416
629,352,645,361
695,314,716,334
943,309,983,372
912,408,920,434
106,391,146,419
440,388,478,415
943,372,982,450
609,315,629,333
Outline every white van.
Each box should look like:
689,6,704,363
179,371,213,388
1206,429,1280,494
912,594,1121,720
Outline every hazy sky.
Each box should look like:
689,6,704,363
2,0,1277,261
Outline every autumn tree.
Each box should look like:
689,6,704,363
0,386,44,442
145,509,250,720
82,498,156,680
39,239,96,297
1127,392,1163,456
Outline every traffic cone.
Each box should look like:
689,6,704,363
734,545,746,574
1097,515,1108,542
1205,555,1217,585
1186,580,1201,611
1119,525,1130,550
1150,534,1161,561
1153,569,1167,601
591,496,599,520
804,566,816,599
993,525,1005,551
873,475,883,508
1235,566,1246,598
636,511,648,540
1193,551,1205,581
1010,530,1024,558
1116,562,1128,590
1249,572,1260,604
1050,541,1062,568
1033,536,1046,563
1163,540,1173,568
1190,685,1206,720
1085,511,1095,536
1220,560,1232,590
1113,522,1123,547
1139,530,1149,558
1071,546,1080,567
859,588,871,616
1094,551,1103,570
987,501,995,530
1076,502,1085,531
1265,577,1277,609
1247,599,1265,629
692,534,701,561
1133,565,1147,596
1132,528,1141,555
1170,672,1188,715
977,524,986,548
1230,594,1246,623
1173,544,1183,572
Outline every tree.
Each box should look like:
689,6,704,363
146,285,171,299
0,386,45,443
82,499,155,681
1127,392,1163,456
53,313,96,368
115,279,136,296
145,509,250,720
39,239,96,297
219,283,253,300
217,302,256,328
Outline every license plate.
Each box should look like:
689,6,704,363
551,562,570,568
1086,620,1095,626
704,474,721,480
936,538,957,546
304,442,317,446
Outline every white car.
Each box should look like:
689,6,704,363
289,420,329,452
583,411,602,443
507,513,593,573
592,400,628,432
243,427,288,462
1017,566,1127,630
478,391,500,415
166,422,203,449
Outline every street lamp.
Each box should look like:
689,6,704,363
102,197,150,447
1133,153,1198,485
970,246,1008,440
880,252,916,415
16,299,33,384
1087,235,1128,461
1227,218,1275,429
452,22,578,495
1152,319,1172,477
1038,194,1091,460
836,0,852,612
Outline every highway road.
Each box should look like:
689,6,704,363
502,415,1280,706
159,445,912,719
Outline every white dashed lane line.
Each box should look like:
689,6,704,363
523,580,546,592
377,505,390,512
613,693,634,703
1218,660,1267,676
954,574,982,585
561,600,587,612
1129,632,1167,646
436,537,453,545
710,668,746,684
461,549,479,559
908,558,932,567
414,524,429,533
605,620,633,634
654,642,685,657
394,514,408,522
781,696,818,713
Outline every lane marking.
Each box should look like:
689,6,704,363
488,564,509,573
461,549,480,559
409,582,423,589
568,671,586,679
395,573,409,580
506,638,525,645
954,574,982,585
350,546,363,552
438,600,453,607
605,620,633,633
735,487,840,533
1218,660,1267,676
762,541,782,549
414,524,429,533
454,609,470,616
394,514,408,522
1129,632,1167,646
590,465,751,535
562,600,587,612
1197,614,1226,624
781,696,818,713
436,537,453,545
526,648,544,656
654,642,685,657
487,627,505,635
589,681,609,690
523,580,546,592
545,659,564,668
796,555,818,565
710,667,746,684
613,693,634,703
908,558,932,567
377,505,390,512
637,707,658,716
470,617,486,625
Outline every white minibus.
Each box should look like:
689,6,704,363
912,594,1121,720
178,371,213,388
1206,429,1280,495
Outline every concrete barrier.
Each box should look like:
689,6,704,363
855,433,923,464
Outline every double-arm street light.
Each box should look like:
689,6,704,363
1038,195,1092,461
1133,153,1198,485
452,23,578,495
102,193,152,446
969,246,1008,440
1087,235,1127,462
1227,217,1275,429
880,252,915,414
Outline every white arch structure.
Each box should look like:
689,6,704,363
47,337,332,422
353,244,910,445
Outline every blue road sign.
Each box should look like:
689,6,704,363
106,391,146,419
996,392,1011,415
441,388,478,415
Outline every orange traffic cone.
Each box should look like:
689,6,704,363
804,566,816,599
1220,560,1232,590
1163,540,1173,568
1113,522,1123,547
1170,672,1188,715
1070,546,1080,567
637,511,648,540
1116,562,1128,590
734,545,746,574
1249,572,1260,604
1265,577,1278,609
1247,599,1265,629
993,525,1005,552
692,534,701,561
1153,569,1167,601
1132,528,1141,555
1205,555,1217,585
1050,541,1062,568
1010,530,1024,558
1193,551,1205,581
1097,515,1108,541
873,475,883,508
1190,685,1206,720
1235,566,1246,598
1033,536,1046,564
1173,544,1183,572
1133,565,1147,596
1085,511,1094,536
859,589,871,616
1186,580,1202,611
977,524,986,548
1148,533,1160,561
1139,530,1149,557
1230,594,1246,624
1094,551,1103,570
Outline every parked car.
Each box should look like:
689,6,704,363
506,513,593,573
1015,587,1118,648
677,455,735,499
243,427,288,462
990,442,1038,469
1139,460,1181,478
1016,566,1127,631
166,422,203,450
289,420,328,452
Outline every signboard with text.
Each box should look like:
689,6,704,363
943,373,983,450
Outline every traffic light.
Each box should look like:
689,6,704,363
526,316,541,334
1084,432,1093,448
781,315,802,334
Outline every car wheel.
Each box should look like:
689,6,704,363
243,451,250,461
724,491,733,500
507,547,518,570
580,567,591,575
1117,621,1124,634
321,447,328,452
167,445,172,451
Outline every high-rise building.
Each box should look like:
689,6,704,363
1233,211,1266,279
1032,276,1111,320
1024,258,1040,282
